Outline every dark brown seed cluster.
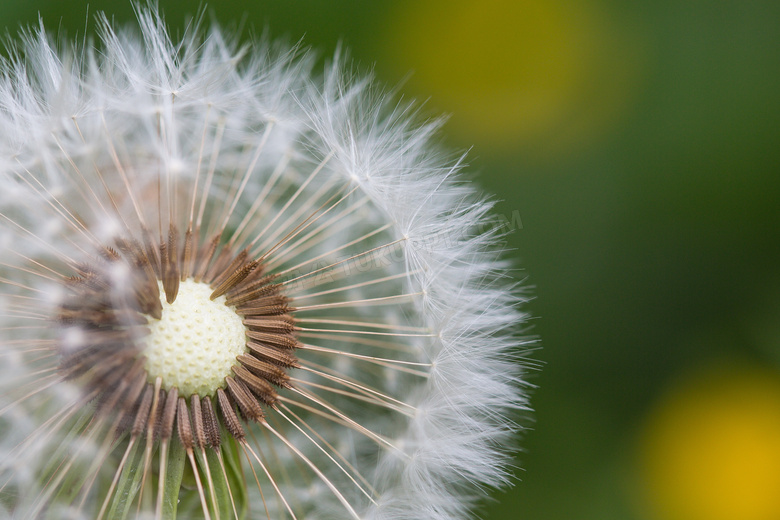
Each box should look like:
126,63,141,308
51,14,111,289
57,224,300,446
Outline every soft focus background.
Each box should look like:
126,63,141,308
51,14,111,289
3,1,779,519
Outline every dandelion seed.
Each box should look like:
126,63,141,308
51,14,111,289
0,6,531,520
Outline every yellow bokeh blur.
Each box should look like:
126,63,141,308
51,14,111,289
639,367,780,520
383,0,644,157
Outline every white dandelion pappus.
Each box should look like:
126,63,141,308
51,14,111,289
0,7,530,520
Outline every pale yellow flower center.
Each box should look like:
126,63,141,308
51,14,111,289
143,280,247,397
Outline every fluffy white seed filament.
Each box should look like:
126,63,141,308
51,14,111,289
143,280,247,397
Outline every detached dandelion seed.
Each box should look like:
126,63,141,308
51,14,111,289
0,6,531,520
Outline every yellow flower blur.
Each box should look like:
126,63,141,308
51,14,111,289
383,0,644,158
640,367,780,520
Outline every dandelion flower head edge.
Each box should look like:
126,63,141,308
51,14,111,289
0,7,532,519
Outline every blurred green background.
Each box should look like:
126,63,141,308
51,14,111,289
4,1,779,519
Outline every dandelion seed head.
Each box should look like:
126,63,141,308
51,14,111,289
0,5,532,519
